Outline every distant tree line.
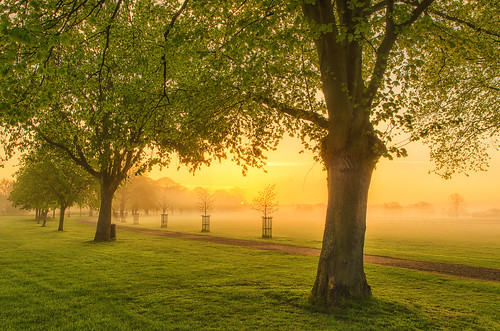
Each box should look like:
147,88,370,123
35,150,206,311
114,175,247,217
3,147,248,229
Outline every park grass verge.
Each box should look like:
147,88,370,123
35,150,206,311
0,216,498,330
111,214,500,269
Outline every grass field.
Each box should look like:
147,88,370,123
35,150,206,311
114,210,500,269
0,216,498,330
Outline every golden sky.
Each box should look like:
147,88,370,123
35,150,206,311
2,136,499,211
149,136,500,211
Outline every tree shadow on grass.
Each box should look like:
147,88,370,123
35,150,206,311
319,297,436,329
266,289,437,328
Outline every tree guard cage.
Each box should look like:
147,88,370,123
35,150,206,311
201,215,210,232
161,214,168,228
132,212,139,224
262,216,272,238
120,211,127,223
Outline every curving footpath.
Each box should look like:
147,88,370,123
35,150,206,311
77,219,500,282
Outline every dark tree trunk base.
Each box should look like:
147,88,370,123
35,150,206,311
311,146,377,308
94,176,119,242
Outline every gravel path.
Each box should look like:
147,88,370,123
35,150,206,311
78,219,500,282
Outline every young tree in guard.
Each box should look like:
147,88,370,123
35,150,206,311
251,185,279,219
197,188,215,232
252,185,279,238
157,182,173,228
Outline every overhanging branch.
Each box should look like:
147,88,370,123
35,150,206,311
429,9,500,39
365,0,435,105
161,0,189,97
34,126,99,177
253,95,329,129
398,0,435,28
367,0,388,15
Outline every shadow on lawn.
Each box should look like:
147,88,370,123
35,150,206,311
270,290,435,329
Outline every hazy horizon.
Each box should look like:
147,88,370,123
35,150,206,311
2,136,500,213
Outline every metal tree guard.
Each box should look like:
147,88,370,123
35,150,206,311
161,214,168,228
262,216,272,238
132,212,139,225
201,215,210,232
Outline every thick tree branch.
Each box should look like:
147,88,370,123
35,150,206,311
398,0,435,28
367,0,388,15
253,95,329,129
302,0,351,133
34,127,99,178
98,0,123,97
161,0,189,97
364,0,397,106
429,9,500,39
365,0,435,106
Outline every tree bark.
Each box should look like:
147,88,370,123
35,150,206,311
94,176,119,242
58,205,66,231
310,148,376,306
41,209,48,227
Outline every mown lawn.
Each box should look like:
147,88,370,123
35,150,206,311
0,216,498,330
120,213,500,269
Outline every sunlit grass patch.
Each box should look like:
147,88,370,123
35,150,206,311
0,216,498,330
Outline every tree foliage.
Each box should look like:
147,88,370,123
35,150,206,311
1,0,498,305
252,184,279,218
180,0,499,305
0,0,274,240
9,147,94,230
197,188,215,216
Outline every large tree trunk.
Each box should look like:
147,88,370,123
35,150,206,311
94,176,119,242
58,205,66,231
308,122,383,306
310,150,376,306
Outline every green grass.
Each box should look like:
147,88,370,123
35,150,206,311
120,213,500,269
0,216,498,330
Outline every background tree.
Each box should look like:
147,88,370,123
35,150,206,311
449,193,465,219
0,178,12,197
9,158,57,226
0,178,17,215
157,179,174,215
82,182,101,217
381,201,403,218
115,183,131,219
0,0,243,241
251,185,279,219
197,188,215,217
9,148,94,230
127,176,158,216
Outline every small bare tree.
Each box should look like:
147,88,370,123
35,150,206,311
158,185,172,215
198,188,215,216
449,193,465,219
252,184,279,218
